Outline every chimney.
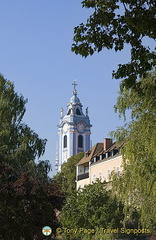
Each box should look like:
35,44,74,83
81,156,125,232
104,138,112,151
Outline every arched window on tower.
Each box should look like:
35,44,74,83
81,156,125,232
76,108,81,115
78,135,83,148
67,109,71,115
64,135,67,148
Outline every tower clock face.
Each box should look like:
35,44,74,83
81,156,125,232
77,122,85,132
63,123,68,132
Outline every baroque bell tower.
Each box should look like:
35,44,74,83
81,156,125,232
56,80,92,170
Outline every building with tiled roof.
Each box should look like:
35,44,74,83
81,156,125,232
76,143,103,188
76,138,124,189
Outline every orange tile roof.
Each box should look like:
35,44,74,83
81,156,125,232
98,141,124,155
76,143,103,165
77,140,124,166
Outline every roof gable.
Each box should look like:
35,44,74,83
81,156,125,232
77,143,103,165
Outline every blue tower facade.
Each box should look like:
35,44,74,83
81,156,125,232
56,80,92,170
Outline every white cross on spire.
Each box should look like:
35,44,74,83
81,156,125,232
72,79,78,90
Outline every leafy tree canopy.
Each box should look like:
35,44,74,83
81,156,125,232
53,152,84,195
0,161,65,240
111,70,156,231
0,75,66,239
0,74,47,171
72,0,156,89
60,181,124,239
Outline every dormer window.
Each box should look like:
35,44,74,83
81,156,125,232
76,108,81,115
111,150,114,156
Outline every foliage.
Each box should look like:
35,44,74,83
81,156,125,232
53,152,84,195
60,181,124,239
23,159,53,184
0,161,65,240
72,0,156,89
0,74,47,172
111,70,156,231
0,74,66,240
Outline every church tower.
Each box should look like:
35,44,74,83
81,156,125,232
56,80,92,170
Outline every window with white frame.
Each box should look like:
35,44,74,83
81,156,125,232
99,172,102,181
84,165,89,173
116,166,120,177
93,173,96,183
107,169,111,181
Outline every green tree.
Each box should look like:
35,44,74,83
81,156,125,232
111,70,156,232
0,75,66,239
24,159,52,184
53,152,84,195
0,74,47,172
60,181,124,240
72,0,156,89
0,161,65,240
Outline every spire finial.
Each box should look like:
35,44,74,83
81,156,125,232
72,79,77,89
72,79,78,95
60,108,64,118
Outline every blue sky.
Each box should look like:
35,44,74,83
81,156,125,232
0,1,154,176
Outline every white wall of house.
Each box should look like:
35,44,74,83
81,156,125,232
76,177,90,190
90,155,123,183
